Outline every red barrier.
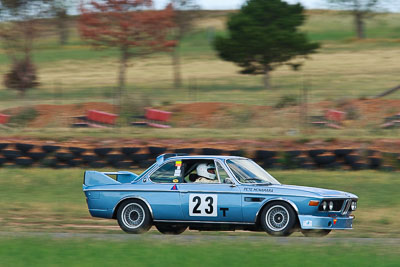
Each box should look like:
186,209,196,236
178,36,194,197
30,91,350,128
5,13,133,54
0,114,10,124
145,109,171,122
87,110,118,125
325,109,346,123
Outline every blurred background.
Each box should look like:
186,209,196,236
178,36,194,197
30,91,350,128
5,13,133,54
0,0,399,266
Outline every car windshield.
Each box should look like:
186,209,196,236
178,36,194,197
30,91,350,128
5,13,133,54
226,159,280,184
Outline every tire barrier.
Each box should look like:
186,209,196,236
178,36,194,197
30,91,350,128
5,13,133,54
148,147,167,156
69,147,86,156
0,157,6,166
0,143,9,150
201,148,224,155
15,143,34,154
0,142,398,171
174,148,195,154
15,157,34,167
255,150,276,160
121,147,141,156
228,150,244,157
42,145,60,153
94,147,113,157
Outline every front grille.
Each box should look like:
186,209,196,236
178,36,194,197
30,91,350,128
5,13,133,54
342,199,352,215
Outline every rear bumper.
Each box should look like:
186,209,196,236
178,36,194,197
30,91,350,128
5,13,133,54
88,209,113,219
298,215,354,230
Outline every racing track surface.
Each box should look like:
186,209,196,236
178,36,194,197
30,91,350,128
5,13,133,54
2,232,400,245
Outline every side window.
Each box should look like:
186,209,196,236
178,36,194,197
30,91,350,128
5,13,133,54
216,162,231,184
150,161,183,183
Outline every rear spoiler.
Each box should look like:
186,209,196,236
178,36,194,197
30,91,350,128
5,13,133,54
83,171,139,186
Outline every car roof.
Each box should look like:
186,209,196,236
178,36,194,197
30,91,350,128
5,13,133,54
166,155,246,161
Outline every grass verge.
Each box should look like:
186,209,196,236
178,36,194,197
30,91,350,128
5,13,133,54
0,236,399,266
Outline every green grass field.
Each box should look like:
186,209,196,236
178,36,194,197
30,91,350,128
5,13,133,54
1,236,399,267
0,10,400,108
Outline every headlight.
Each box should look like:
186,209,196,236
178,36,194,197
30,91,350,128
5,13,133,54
322,201,327,211
329,201,334,211
351,201,357,211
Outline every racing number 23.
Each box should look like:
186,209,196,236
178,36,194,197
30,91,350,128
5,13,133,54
189,194,218,217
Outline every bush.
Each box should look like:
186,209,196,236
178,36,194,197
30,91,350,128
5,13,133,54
275,95,298,109
4,58,39,97
9,107,38,127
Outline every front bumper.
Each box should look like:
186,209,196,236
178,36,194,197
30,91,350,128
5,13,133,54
298,215,354,230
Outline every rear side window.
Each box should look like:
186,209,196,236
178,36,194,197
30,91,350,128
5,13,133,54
150,161,183,183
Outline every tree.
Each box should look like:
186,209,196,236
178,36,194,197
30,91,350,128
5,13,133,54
328,0,391,39
0,0,49,97
214,0,319,89
79,0,175,106
170,0,199,88
50,0,71,45
4,58,39,97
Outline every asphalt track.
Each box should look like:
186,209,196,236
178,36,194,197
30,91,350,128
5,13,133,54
1,232,400,245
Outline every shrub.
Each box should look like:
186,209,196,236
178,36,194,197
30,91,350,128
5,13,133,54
275,95,298,109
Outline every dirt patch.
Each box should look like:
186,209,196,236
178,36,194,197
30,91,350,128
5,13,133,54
1,99,399,129
2,102,116,128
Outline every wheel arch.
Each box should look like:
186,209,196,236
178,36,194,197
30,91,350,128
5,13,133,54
255,198,300,225
112,196,153,219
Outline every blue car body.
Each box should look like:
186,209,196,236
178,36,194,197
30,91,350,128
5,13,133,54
83,154,358,234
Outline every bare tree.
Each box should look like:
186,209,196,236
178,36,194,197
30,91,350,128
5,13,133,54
328,0,396,39
170,0,199,88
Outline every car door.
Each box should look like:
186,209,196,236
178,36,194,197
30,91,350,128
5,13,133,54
146,161,185,220
179,160,242,222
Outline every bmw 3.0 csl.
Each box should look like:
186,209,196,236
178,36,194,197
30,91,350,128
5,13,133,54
83,154,358,236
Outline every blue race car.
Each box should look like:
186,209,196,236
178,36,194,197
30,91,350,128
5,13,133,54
83,154,358,236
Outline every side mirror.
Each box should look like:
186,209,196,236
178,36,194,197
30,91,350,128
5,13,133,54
225,178,235,186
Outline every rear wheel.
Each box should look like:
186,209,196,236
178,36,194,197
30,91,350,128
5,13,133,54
155,224,187,235
117,200,152,234
301,229,331,237
260,202,296,236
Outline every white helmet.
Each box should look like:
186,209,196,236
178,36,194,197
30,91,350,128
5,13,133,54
196,163,216,180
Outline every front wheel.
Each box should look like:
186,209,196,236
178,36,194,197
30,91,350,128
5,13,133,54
301,229,331,237
117,199,152,234
155,224,187,235
260,202,297,236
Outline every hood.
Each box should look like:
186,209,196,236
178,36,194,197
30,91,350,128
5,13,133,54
276,184,358,198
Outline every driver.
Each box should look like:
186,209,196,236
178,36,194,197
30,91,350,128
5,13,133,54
195,163,218,183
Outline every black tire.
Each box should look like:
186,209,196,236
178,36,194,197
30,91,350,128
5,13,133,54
255,150,276,160
202,148,223,155
16,143,34,154
42,145,60,153
155,224,187,235
260,202,297,236
94,148,113,157
15,158,34,167
301,229,331,237
2,150,21,160
69,147,86,156
121,147,141,156
229,150,244,157
308,150,326,158
174,148,194,154
334,149,353,158
27,152,47,162
117,200,152,234
0,143,9,150
148,146,167,156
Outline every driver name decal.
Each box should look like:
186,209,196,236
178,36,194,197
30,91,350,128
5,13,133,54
243,187,273,193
